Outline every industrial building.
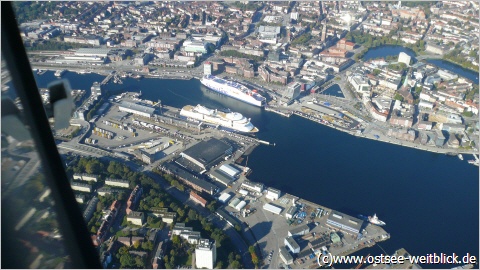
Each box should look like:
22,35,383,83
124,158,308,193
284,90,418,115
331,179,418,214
215,208,241,228
118,101,156,118
195,239,217,269
190,191,207,207
284,236,300,253
241,180,264,193
229,198,241,208
285,205,298,219
266,187,281,200
279,246,294,265
209,163,240,187
180,138,233,171
235,201,247,211
263,203,283,215
161,162,219,195
288,224,310,237
218,193,232,204
326,211,363,235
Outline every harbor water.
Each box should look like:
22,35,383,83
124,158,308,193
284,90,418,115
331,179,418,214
10,50,479,268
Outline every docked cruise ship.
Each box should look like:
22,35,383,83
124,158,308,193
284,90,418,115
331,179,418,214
180,104,259,133
200,75,266,107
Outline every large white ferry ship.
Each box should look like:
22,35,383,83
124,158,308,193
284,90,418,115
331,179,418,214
180,104,259,133
200,75,266,107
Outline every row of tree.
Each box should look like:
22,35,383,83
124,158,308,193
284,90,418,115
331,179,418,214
219,50,265,63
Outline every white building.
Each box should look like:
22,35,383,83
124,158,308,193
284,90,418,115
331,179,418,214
105,178,130,188
71,182,92,193
284,236,300,253
195,239,217,269
127,211,145,226
235,201,247,211
241,180,264,193
204,62,213,75
218,193,232,204
263,203,283,215
418,100,434,110
219,164,240,179
266,187,281,200
348,75,370,93
183,39,208,54
398,52,411,66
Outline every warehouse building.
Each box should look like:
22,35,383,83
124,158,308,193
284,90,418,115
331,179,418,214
119,101,155,118
284,236,300,254
180,138,233,171
209,169,235,187
215,208,241,228
285,205,298,219
263,203,283,215
161,162,219,195
218,193,232,204
279,246,294,265
241,180,264,193
266,187,281,200
326,211,363,235
288,224,310,237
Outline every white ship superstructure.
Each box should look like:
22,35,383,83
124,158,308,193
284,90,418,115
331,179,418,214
180,104,259,133
55,70,66,77
368,214,386,226
200,75,266,107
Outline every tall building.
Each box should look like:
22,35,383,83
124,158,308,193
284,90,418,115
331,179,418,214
204,62,212,75
195,239,216,269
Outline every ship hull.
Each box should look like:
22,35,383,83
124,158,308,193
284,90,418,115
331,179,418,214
200,78,265,107
180,104,259,134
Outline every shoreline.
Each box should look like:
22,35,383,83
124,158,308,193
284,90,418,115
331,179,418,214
23,65,478,158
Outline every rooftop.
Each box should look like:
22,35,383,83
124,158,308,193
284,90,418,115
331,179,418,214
181,138,232,167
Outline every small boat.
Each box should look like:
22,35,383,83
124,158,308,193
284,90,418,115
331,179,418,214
368,214,386,226
54,70,66,77
458,154,464,160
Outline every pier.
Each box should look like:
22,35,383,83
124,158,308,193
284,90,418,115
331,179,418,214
101,73,113,85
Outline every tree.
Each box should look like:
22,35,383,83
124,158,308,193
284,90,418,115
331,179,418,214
96,201,104,212
229,260,241,269
172,235,181,246
135,256,145,268
120,254,135,268
86,160,101,174
142,241,154,251
187,209,197,221
133,240,141,249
